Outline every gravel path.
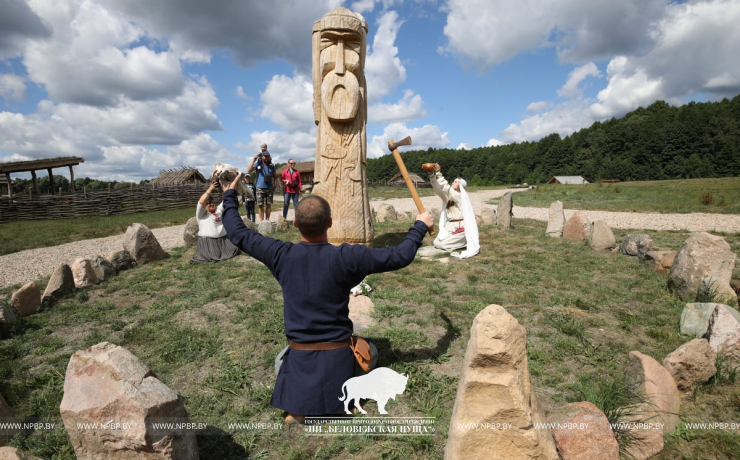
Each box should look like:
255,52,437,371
2,188,738,289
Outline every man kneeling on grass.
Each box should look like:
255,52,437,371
221,174,433,422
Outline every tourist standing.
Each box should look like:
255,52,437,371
243,174,257,223
247,143,277,222
281,159,301,219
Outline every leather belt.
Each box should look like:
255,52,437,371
289,339,351,351
449,219,464,222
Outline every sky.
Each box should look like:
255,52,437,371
1,0,739,182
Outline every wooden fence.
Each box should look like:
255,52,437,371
0,184,215,223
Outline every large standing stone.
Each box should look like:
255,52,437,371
89,256,116,282
42,264,75,302
480,206,496,225
257,220,273,235
11,282,40,317
680,303,740,338
446,304,557,460
619,234,653,257
662,339,717,393
0,301,18,325
545,201,564,238
60,342,198,460
1,394,22,446
183,217,199,247
348,295,376,333
240,216,254,230
704,304,740,362
588,220,616,251
496,191,513,229
376,204,397,222
669,232,737,302
0,447,43,459
548,402,619,460
276,216,290,231
626,351,680,434
122,223,167,265
562,211,590,243
70,258,99,288
106,250,136,272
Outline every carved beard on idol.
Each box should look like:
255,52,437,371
320,32,362,124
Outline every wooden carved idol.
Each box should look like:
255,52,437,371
312,7,373,246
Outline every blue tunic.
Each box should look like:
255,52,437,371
221,190,427,414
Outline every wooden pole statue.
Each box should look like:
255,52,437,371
312,7,373,246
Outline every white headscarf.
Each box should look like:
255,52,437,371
437,178,480,259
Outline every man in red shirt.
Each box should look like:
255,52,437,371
281,159,302,220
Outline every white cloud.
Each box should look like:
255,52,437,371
351,0,376,13
367,123,450,158
588,57,666,119
0,0,51,58
236,86,250,100
526,101,550,113
500,99,595,143
456,142,473,150
259,74,314,132
557,62,601,98
365,10,407,102
0,74,26,102
368,90,426,124
237,128,318,164
441,0,668,69
486,138,504,147
169,40,211,64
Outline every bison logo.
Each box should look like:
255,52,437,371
338,367,408,415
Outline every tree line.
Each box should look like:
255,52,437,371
367,94,740,185
10,176,149,195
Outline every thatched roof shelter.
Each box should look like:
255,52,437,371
388,172,426,186
150,167,207,185
0,156,85,197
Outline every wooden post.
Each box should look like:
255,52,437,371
31,170,39,196
69,165,75,194
5,172,11,198
47,168,54,195
108,183,112,193
59,187,62,196
28,188,32,200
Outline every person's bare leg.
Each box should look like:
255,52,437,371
258,205,264,222
265,204,271,220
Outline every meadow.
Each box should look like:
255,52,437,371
2,213,740,459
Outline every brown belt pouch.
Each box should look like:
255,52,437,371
350,336,372,373
289,339,350,351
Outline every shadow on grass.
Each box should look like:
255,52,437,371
373,232,409,248
375,312,461,367
197,425,247,459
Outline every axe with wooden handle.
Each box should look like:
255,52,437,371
388,137,435,236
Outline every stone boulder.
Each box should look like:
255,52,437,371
480,206,496,225
396,211,410,223
376,204,397,222
548,402,619,460
446,304,558,460
240,216,254,230
1,393,23,446
704,304,740,362
60,342,198,460
183,217,199,247
42,264,75,303
257,220,273,235
562,211,590,243
644,251,665,270
661,251,677,272
680,303,740,338
0,447,43,459
0,301,18,325
106,250,136,272
348,295,376,333
545,201,564,238
417,246,448,259
626,351,680,434
619,234,653,257
662,339,717,393
588,220,616,251
496,191,513,229
70,258,99,288
430,207,441,221
122,223,167,265
11,282,40,317
669,232,737,302
90,256,116,282
276,216,290,231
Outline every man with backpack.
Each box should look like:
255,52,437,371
248,143,278,222
281,159,302,220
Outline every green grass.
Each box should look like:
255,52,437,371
512,177,740,214
1,210,739,458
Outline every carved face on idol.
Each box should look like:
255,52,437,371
320,29,362,123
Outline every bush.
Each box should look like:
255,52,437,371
700,190,714,206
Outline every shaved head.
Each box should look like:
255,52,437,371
295,195,332,237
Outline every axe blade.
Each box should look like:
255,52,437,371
388,136,412,152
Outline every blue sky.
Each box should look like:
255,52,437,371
1,0,739,181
